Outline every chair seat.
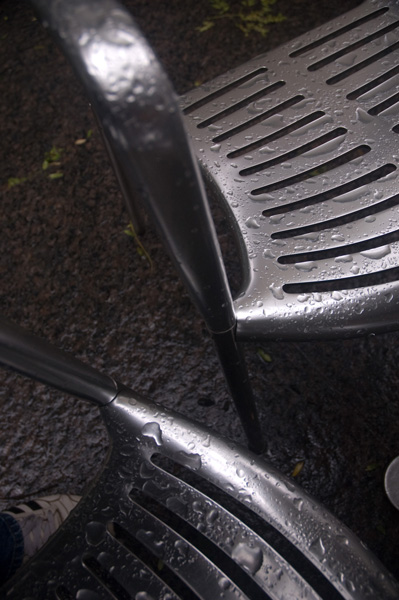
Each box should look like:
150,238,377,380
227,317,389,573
3,388,399,600
181,0,399,340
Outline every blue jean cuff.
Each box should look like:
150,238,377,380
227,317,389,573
0,512,24,586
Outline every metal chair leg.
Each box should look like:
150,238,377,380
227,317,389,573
212,328,264,453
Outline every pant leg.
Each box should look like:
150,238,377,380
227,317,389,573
0,512,24,586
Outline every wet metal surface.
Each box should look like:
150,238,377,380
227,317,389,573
0,0,398,583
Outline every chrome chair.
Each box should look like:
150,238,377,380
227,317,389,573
29,0,399,453
1,317,399,599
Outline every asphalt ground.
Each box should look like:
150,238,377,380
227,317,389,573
1,0,398,583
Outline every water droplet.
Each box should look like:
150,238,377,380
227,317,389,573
291,114,333,137
332,233,345,242
269,283,284,300
218,577,231,590
310,536,326,558
360,245,391,259
332,291,343,301
356,108,374,123
239,73,269,89
136,591,156,600
206,508,219,524
337,51,357,66
141,422,163,446
297,293,311,303
263,249,276,259
335,254,352,263
177,451,202,470
174,539,189,557
258,145,275,154
294,261,317,272
139,461,156,479
293,497,304,512
202,434,211,447
295,231,320,242
262,114,284,128
303,134,345,157
86,521,106,546
192,500,202,513
231,543,263,575
269,214,285,224
346,579,356,593
380,170,397,182
136,530,164,557
333,186,367,203
245,217,261,229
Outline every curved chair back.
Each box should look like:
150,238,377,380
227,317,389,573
32,0,234,336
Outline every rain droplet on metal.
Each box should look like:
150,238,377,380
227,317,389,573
245,217,261,229
231,542,263,575
269,283,284,300
360,245,391,259
141,422,163,446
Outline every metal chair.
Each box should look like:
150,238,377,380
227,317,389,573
2,2,398,595
1,316,399,599
180,0,399,496
29,0,399,453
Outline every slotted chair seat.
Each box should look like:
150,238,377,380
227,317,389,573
181,0,399,340
1,319,399,600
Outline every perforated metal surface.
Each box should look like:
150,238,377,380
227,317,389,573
3,389,399,600
182,0,399,340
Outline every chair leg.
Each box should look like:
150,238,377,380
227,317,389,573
212,328,264,453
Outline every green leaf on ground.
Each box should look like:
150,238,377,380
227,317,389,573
198,0,286,37
7,176,28,188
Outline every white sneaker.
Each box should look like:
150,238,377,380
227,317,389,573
4,494,81,559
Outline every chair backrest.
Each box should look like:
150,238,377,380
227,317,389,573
181,0,399,341
1,317,399,599
31,0,235,339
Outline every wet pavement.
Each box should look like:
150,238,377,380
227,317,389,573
1,0,399,584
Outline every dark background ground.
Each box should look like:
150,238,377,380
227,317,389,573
1,0,399,585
